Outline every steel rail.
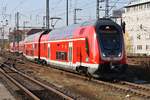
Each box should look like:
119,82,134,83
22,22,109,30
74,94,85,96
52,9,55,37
0,68,40,100
120,81,150,91
2,63,74,100
25,60,150,98
92,79,150,98
2,53,150,99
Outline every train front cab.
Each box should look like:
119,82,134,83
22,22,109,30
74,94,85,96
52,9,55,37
93,19,128,79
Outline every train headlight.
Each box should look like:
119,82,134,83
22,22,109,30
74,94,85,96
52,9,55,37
102,53,106,57
118,52,121,57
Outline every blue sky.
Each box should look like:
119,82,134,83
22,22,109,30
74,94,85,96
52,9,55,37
0,0,131,29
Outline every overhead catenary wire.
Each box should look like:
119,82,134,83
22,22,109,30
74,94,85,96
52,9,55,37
1,0,130,29
51,0,63,10
109,0,120,12
11,0,29,13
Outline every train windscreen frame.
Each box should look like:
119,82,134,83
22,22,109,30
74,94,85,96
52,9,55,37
97,25,123,57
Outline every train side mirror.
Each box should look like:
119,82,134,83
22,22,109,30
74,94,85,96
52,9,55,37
121,21,126,33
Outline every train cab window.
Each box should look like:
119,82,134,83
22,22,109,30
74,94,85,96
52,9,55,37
97,25,122,56
98,25,121,50
31,50,34,56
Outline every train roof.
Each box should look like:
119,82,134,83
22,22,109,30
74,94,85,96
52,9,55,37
24,18,120,43
47,18,120,41
96,18,121,28
48,24,79,40
47,19,96,41
24,31,43,42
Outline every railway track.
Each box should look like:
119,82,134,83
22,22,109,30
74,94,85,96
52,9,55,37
0,63,74,100
119,81,150,93
24,58,150,98
93,80,150,98
127,56,150,66
1,52,150,99
25,61,150,99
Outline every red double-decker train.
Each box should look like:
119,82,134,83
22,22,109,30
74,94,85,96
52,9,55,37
10,18,128,78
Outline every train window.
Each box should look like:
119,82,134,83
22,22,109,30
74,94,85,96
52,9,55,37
32,44,34,49
56,51,67,60
48,44,50,58
26,50,28,55
44,43,46,50
85,38,89,56
31,50,34,56
56,52,59,60
62,52,67,60
97,25,123,57
56,52,58,59
79,28,85,34
69,47,72,61
99,26,118,33
35,44,37,49
61,52,64,59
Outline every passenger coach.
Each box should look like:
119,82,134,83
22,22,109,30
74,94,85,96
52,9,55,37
11,18,128,78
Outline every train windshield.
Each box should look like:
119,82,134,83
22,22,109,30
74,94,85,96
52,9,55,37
98,25,122,56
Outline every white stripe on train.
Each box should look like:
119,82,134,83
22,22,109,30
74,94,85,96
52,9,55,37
24,38,85,44
23,54,99,74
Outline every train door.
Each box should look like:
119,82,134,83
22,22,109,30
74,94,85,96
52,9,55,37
48,43,50,60
68,42,73,67
32,44,34,57
76,41,82,66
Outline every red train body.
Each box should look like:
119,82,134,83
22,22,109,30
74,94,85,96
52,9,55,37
10,19,128,78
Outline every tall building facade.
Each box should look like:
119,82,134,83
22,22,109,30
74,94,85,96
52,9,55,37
123,0,150,55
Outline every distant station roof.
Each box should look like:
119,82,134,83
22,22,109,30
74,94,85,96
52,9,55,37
10,30,24,35
27,29,46,35
125,0,150,7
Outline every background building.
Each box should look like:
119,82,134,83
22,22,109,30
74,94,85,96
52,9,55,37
123,0,150,55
